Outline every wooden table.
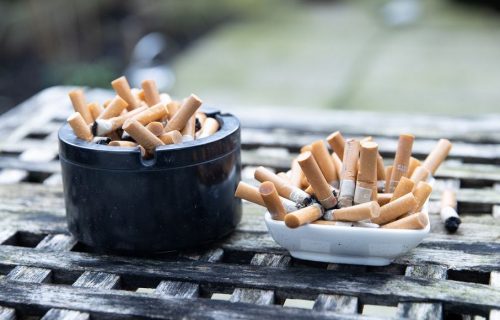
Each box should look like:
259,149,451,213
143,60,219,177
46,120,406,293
0,87,499,319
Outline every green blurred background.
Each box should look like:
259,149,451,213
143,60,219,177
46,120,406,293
0,0,499,115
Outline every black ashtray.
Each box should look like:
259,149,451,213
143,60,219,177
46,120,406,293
58,109,241,254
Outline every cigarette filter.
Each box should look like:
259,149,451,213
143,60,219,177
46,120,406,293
391,177,415,201
311,220,338,226
311,140,339,187
406,157,421,178
300,145,312,153
376,154,386,191
285,203,323,228
377,193,392,206
182,115,196,139
68,89,93,124
297,152,337,209
331,152,343,178
323,201,380,222
384,165,393,193
410,165,431,188
355,142,378,204
108,140,138,147
196,112,207,127
67,112,93,141
97,96,128,120
159,130,183,144
338,139,360,207
277,172,293,184
371,192,417,225
388,134,414,192
290,159,305,188
381,211,428,229
166,101,181,120
132,88,145,102
361,136,373,143
88,102,104,122
122,120,164,154
146,122,165,136
129,103,168,125
111,76,141,110
141,80,161,107
440,189,461,233
234,181,298,213
165,94,202,132
422,139,452,175
326,131,345,159
93,106,148,136
259,181,287,220
412,181,432,212
254,166,311,205
198,118,220,139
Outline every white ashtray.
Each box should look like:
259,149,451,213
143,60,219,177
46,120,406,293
264,211,430,266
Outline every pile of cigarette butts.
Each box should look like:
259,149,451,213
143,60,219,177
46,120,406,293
236,132,453,230
66,76,219,158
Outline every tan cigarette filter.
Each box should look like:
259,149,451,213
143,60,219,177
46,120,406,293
326,131,345,159
130,103,168,125
234,181,297,213
290,159,305,188
196,112,207,127
341,139,360,181
381,211,428,229
141,80,161,107
388,134,415,192
67,112,93,141
277,172,292,184
376,154,385,182
159,130,183,144
198,118,219,139
441,189,457,209
165,94,203,132
88,102,104,122
97,96,128,120
412,181,433,212
311,220,338,226
285,203,323,228
300,145,312,153
391,177,415,201
111,76,141,110
323,201,380,222
410,165,431,188
94,106,148,136
361,136,373,143
68,89,93,124
311,140,338,187
422,139,452,175
166,101,181,120
372,192,417,225
355,142,378,204
384,165,393,193
254,166,310,204
182,115,196,139
377,193,392,206
304,185,314,195
146,122,165,136
122,120,164,153
297,152,337,209
406,157,421,178
259,181,287,220
108,141,138,147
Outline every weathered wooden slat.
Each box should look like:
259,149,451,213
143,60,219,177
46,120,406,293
0,245,497,313
6,266,51,284
490,272,500,320
155,280,200,298
36,234,76,251
0,306,15,320
72,271,120,290
0,157,60,174
41,309,89,320
313,294,358,314
0,169,27,185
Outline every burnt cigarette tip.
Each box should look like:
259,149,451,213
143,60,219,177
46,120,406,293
445,217,461,233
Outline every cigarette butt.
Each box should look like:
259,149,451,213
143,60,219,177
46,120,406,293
290,159,305,188
341,139,360,182
68,89,93,124
88,102,104,122
384,165,393,193
377,193,392,206
391,177,415,201
440,189,461,233
300,144,312,153
361,136,373,143
311,140,339,187
146,122,165,136
406,157,421,178
422,139,453,175
141,79,161,107
277,172,292,184
297,151,337,209
103,99,113,108
234,181,298,212
122,120,164,154
97,96,128,120
182,115,196,139
285,203,324,228
165,94,202,132
254,166,311,205
381,212,428,229
412,181,432,212
371,192,417,225
311,220,338,226
196,112,207,127
92,136,111,145
355,142,378,204
326,131,345,159
106,131,122,141
410,165,431,190
376,154,385,181
129,103,168,125
259,182,287,220
198,117,220,139
166,101,181,120
304,184,315,195
388,134,414,192
323,201,380,222
331,152,343,178
133,88,145,102
111,76,141,110
67,112,93,141
159,130,183,144
93,106,148,136
108,140,138,147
